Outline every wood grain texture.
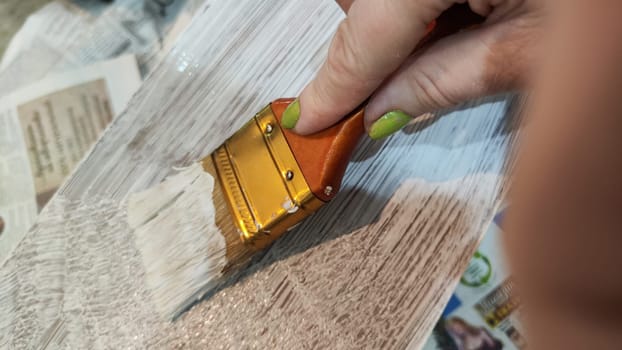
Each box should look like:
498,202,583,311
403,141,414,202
0,0,521,348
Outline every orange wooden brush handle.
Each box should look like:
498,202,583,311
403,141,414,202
273,4,485,202
272,99,364,201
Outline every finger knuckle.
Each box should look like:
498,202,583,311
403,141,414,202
407,67,457,110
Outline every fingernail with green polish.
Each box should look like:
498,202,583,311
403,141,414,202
368,110,413,140
281,98,300,129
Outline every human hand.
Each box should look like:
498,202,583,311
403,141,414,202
281,0,543,139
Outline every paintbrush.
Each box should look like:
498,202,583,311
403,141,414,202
132,3,484,320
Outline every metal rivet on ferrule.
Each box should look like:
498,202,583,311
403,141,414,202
264,123,273,135
324,186,333,196
285,170,294,181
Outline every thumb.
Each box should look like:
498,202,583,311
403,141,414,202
366,17,538,139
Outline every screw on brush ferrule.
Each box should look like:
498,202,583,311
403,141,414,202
208,104,324,250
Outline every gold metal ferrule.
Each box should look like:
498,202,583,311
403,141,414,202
208,104,324,250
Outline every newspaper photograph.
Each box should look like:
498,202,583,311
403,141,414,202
0,54,141,263
423,207,526,350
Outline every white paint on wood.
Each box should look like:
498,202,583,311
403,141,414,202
128,163,226,320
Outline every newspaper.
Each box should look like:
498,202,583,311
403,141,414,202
0,1,91,72
423,207,527,350
0,54,141,263
0,0,202,97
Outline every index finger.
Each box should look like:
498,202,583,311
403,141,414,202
291,0,455,134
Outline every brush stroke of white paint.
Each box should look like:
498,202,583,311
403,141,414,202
127,163,226,319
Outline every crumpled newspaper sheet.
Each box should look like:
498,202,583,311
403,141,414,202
0,0,202,97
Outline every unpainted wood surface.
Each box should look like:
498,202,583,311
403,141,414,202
0,0,518,348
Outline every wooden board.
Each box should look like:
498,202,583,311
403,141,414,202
0,0,520,348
